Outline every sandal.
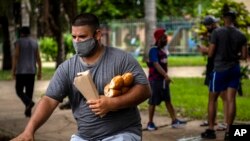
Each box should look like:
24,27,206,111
200,121,217,127
216,123,227,131
200,121,209,126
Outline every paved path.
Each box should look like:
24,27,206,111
145,66,205,78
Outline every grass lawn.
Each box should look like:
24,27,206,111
0,67,56,80
137,55,207,67
138,78,250,122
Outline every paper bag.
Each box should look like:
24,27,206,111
74,70,99,100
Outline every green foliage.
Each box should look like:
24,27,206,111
199,0,250,42
156,0,212,19
78,0,144,22
0,70,12,80
241,65,250,79
64,33,75,57
207,0,250,28
0,0,14,16
39,37,58,61
77,0,214,21
41,67,56,80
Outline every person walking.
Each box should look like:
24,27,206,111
198,15,227,131
146,28,186,131
201,11,248,140
11,13,151,141
12,26,42,117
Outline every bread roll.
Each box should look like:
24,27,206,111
122,72,134,86
104,73,134,97
110,89,122,97
109,75,124,89
104,84,110,96
105,89,122,97
121,87,130,94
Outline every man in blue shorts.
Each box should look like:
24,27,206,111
201,11,248,140
198,16,227,131
146,28,186,131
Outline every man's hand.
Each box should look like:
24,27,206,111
87,96,113,117
164,74,172,84
197,45,208,55
12,73,16,80
10,132,34,141
37,73,42,80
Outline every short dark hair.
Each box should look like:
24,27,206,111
71,13,100,32
20,26,30,35
223,11,236,21
203,16,218,26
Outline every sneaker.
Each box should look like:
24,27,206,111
200,121,218,127
171,119,186,128
25,101,35,117
224,132,230,141
200,121,209,126
201,129,216,139
147,122,157,131
216,123,227,131
59,101,71,110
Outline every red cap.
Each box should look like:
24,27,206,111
154,28,166,42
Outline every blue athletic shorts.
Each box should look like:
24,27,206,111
209,64,241,93
148,80,171,105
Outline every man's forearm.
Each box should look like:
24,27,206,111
111,84,151,110
153,62,167,76
240,46,248,60
23,96,59,134
208,44,215,58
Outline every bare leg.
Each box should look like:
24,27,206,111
148,105,156,123
165,101,176,121
226,88,237,132
220,91,227,124
208,92,220,130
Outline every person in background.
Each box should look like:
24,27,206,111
12,26,42,117
59,99,71,110
198,15,227,131
146,28,186,131
201,11,248,140
11,13,151,141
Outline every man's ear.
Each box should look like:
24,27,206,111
95,29,102,40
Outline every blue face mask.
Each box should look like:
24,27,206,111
73,38,97,57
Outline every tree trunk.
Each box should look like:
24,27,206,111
21,0,30,27
0,16,12,70
50,0,64,68
29,0,39,38
62,0,77,23
44,0,51,36
144,0,156,61
40,0,65,68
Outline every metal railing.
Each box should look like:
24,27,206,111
101,20,198,57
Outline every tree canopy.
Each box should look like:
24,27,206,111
77,0,213,22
